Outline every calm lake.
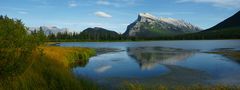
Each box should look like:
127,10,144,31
59,40,240,87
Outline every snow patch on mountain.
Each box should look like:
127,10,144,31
139,13,157,20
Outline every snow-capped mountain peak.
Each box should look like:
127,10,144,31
139,13,157,20
137,13,198,28
159,17,190,27
123,13,202,37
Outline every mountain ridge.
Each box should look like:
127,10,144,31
123,13,202,38
80,27,120,40
195,10,240,39
206,11,240,31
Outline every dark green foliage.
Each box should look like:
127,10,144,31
0,15,38,76
48,31,81,41
0,15,48,77
31,27,47,45
190,27,240,39
0,16,32,48
80,27,121,41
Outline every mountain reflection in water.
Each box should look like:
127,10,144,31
127,47,196,70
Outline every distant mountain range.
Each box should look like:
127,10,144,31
29,26,68,35
123,13,201,38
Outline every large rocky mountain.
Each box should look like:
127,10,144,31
80,27,120,40
123,13,201,38
29,26,68,35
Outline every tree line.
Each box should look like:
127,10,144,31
47,31,127,42
46,31,240,42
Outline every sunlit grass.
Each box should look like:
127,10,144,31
40,46,95,67
0,46,98,90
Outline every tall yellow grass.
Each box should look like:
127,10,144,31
0,46,98,90
41,46,95,67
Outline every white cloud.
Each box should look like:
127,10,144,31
18,11,28,14
68,1,78,7
94,11,112,18
96,0,141,7
177,0,240,8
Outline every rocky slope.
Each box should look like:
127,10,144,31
123,13,201,38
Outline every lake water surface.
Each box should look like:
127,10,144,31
59,40,240,87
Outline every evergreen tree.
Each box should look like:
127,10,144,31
0,15,44,76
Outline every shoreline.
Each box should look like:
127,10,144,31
47,39,240,43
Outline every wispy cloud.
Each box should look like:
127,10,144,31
94,11,112,18
18,11,28,14
96,0,141,7
68,1,78,7
177,0,240,8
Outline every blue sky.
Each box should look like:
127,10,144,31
0,0,239,33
